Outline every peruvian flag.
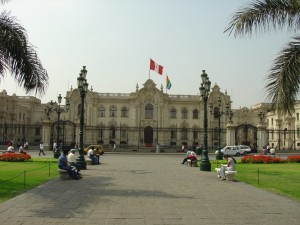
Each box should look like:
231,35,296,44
150,58,163,75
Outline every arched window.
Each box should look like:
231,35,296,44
110,106,117,117
193,109,198,119
145,103,153,119
182,108,188,119
170,108,176,118
121,107,128,117
214,107,220,119
98,106,105,117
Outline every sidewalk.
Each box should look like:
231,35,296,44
0,153,300,225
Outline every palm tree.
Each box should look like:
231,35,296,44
224,0,300,115
0,0,48,96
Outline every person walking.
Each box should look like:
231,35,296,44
181,144,185,153
39,142,46,156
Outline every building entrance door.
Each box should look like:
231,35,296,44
144,126,153,147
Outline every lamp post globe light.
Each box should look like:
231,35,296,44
77,66,88,170
50,94,70,158
199,70,211,171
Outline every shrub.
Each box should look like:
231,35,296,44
286,155,300,163
241,155,283,164
0,153,31,162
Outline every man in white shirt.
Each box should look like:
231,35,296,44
7,142,15,153
53,142,57,151
39,142,45,156
270,147,275,155
67,149,81,176
87,147,94,159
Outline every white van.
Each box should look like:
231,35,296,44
219,146,241,156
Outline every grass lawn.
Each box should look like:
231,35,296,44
210,160,300,201
0,158,59,202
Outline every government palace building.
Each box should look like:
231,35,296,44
0,78,299,152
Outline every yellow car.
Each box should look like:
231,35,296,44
83,145,104,155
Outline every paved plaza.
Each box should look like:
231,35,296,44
0,153,300,225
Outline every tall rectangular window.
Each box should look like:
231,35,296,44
181,128,188,140
35,128,40,136
121,130,126,138
171,130,176,139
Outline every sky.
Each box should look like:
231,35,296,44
0,0,293,109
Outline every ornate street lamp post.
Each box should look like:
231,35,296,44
199,70,211,171
48,94,70,158
77,66,88,170
212,97,231,160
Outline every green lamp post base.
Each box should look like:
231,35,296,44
54,151,60,159
77,148,87,170
200,161,211,171
215,148,223,160
200,149,211,171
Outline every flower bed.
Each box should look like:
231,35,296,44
286,155,300,163
0,153,31,162
241,155,283,164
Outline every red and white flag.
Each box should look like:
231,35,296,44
150,58,163,75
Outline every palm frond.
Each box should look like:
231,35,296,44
265,36,300,114
1,0,10,5
0,11,48,96
225,0,300,37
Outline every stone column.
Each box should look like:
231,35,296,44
283,116,295,150
42,120,52,151
257,122,267,151
226,122,236,146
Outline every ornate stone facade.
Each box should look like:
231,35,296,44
1,79,300,151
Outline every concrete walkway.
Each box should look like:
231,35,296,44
0,153,300,225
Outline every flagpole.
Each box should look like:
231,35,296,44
149,58,151,79
165,74,167,93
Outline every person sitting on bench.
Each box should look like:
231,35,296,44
58,149,81,180
67,149,81,176
218,155,236,180
181,149,197,164
87,146,99,164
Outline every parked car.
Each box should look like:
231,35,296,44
216,145,241,156
236,145,251,155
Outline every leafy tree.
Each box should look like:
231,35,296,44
0,0,48,95
225,0,300,115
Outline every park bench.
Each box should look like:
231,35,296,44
85,158,92,165
58,169,70,180
225,171,237,181
215,167,237,181
187,159,198,167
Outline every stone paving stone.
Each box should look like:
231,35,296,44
1,153,300,225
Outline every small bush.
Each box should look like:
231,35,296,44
0,153,31,162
